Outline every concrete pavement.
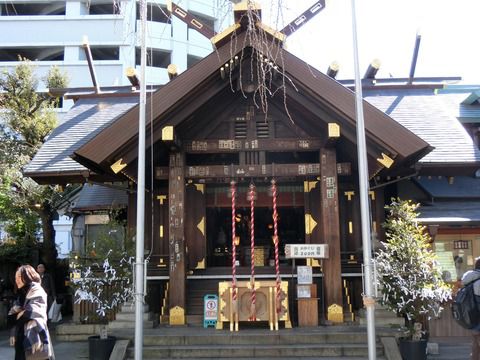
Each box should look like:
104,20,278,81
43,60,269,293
429,336,471,360
0,330,88,360
0,329,472,360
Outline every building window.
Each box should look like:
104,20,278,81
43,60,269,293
88,3,121,15
85,223,126,256
137,3,170,23
434,237,474,282
90,47,120,61
0,47,64,61
136,48,171,68
0,2,65,16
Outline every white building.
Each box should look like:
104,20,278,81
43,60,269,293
0,0,230,255
0,0,230,107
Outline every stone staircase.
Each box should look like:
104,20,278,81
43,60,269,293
108,302,154,330
117,326,392,359
357,304,404,328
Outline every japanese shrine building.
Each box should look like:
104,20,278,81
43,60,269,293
25,4,480,330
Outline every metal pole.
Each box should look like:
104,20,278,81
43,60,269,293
350,1,376,359
134,0,147,359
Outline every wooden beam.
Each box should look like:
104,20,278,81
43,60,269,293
319,147,343,323
168,1,215,39
168,152,186,325
157,163,319,180
183,138,323,153
111,75,231,167
325,123,340,147
162,125,181,150
82,36,101,94
155,161,352,180
281,0,326,37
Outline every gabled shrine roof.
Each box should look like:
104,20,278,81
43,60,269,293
364,89,480,166
24,96,138,184
72,184,128,212
414,176,480,199
24,21,480,184
68,31,430,177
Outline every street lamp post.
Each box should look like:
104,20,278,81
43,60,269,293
350,0,377,359
134,0,147,359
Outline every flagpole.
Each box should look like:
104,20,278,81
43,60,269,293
134,0,147,359
350,0,376,359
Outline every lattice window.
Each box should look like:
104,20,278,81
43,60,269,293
234,116,247,139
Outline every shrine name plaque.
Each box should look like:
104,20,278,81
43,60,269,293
285,244,329,259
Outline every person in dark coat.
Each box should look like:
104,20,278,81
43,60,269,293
8,264,54,360
461,256,480,360
36,264,56,312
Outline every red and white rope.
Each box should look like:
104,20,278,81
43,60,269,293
249,183,256,321
271,179,281,314
230,181,237,305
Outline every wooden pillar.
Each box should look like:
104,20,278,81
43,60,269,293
168,152,186,325
185,183,207,270
319,147,343,323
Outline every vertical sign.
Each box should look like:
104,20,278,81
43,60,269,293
203,294,218,328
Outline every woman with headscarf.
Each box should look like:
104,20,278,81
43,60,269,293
8,264,54,360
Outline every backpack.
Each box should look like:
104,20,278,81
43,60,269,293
452,279,480,329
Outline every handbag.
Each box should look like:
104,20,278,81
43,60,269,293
26,347,49,360
26,342,54,360
47,300,62,323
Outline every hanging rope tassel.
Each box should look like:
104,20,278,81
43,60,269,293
230,181,237,310
271,179,282,314
249,183,256,321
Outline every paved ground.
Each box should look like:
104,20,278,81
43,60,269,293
0,330,472,360
429,336,471,360
0,329,88,360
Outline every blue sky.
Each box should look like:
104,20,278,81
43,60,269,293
257,0,480,84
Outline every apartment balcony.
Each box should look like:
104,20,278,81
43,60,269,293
0,15,126,45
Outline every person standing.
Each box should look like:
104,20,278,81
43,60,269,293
8,264,54,360
36,264,56,312
461,256,480,360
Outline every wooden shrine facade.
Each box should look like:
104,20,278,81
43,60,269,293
25,4,433,328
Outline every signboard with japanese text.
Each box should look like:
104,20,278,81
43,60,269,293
285,244,329,259
297,285,312,298
297,266,313,284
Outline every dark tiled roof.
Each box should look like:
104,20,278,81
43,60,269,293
418,201,480,223
414,176,480,198
23,96,138,176
364,90,480,164
74,31,430,171
72,184,128,211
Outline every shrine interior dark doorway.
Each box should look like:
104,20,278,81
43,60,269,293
205,207,305,267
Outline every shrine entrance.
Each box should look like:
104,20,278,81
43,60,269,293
206,206,305,268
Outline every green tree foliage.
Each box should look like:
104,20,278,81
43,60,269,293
375,198,452,339
0,59,69,266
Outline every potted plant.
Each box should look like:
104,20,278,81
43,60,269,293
71,215,134,360
375,199,452,360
